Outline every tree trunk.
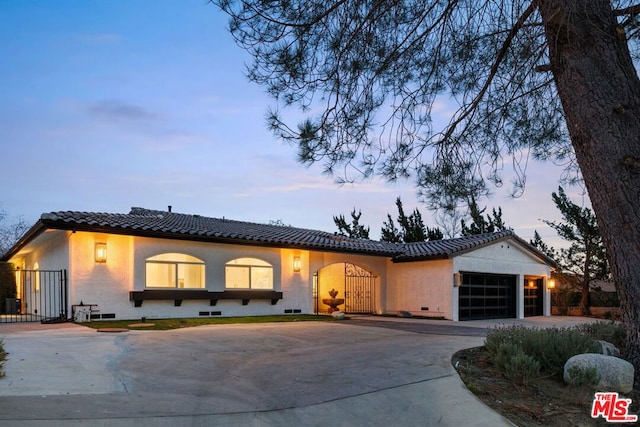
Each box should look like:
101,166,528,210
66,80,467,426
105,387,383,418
537,0,640,385
579,280,590,316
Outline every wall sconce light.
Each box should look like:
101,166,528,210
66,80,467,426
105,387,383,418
547,279,556,289
453,273,462,287
293,256,301,272
95,243,107,263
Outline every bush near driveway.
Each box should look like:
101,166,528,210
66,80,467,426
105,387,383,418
484,322,626,383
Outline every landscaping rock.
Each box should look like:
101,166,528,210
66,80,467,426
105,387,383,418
564,353,634,393
331,311,345,319
592,340,621,357
397,311,412,318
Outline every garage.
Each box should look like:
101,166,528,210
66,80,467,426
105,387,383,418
458,273,516,320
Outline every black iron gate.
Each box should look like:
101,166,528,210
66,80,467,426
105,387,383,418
344,263,375,314
1,269,68,323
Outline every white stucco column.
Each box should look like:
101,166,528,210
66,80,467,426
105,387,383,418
543,276,551,316
517,274,525,319
452,276,459,322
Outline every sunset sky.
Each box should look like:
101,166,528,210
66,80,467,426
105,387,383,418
0,0,586,247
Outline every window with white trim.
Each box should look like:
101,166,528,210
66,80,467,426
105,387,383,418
225,258,273,289
145,253,205,289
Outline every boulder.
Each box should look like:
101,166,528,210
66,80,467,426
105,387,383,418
592,340,621,357
397,310,412,318
564,353,634,393
331,311,346,320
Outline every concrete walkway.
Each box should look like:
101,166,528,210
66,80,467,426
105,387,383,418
0,316,598,426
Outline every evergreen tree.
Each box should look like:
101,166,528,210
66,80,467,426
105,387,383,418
333,208,370,239
543,187,610,315
530,230,557,260
460,198,507,236
380,214,402,243
380,197,442,242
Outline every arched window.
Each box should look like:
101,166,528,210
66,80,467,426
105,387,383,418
225,258,273,290
145,253,205,289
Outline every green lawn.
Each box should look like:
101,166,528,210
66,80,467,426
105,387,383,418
78,314,338,331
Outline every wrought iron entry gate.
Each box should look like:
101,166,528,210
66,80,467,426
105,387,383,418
1,269,68,323
344,263,375,314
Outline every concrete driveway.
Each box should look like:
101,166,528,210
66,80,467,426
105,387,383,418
0,316,596,426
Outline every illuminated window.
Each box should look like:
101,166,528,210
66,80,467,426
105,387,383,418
145,253,205,289
225,258,273,289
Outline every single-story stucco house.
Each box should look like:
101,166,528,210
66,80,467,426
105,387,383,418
1,207,556,323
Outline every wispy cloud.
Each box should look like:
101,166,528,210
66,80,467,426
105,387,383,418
87,100,159,122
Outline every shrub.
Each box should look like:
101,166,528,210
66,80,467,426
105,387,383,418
484,325,530,356
493,341,522,371
517,327,594,374
503,349,541,386
565,365,600,388
578,321,626,350
485,325,596,378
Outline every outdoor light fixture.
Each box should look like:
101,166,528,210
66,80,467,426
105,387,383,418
293,256,301,272
453,273,462,287
547,279,556,289
95,243,107,263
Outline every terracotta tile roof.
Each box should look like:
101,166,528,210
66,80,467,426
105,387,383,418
4,207,553,265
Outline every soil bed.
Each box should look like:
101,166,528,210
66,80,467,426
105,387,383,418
453,346,639,427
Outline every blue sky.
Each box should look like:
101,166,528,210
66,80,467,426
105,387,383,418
0,0,582,246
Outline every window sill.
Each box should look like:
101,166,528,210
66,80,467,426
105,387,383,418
129,290,283,307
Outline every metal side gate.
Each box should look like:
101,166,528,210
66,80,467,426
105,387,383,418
1,269,68,323
344,263,375,314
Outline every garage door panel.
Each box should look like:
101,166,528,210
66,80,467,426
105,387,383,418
459,273,516,321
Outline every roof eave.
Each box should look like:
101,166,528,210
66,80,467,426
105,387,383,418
391,254,451,263
1,219,48,262
35,219,400,258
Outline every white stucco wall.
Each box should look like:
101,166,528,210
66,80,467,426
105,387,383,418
66,235,388,320
68,232,134,319
386,258,454,319
9,230,552,322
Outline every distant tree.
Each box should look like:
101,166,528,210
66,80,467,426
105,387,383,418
543,187,610,315
333,208,370,239
460,198,508,236
380,214,402,243
0,209,28,257
269,219,291,227
530,230,557,260
434,210,465,239
380,197,442,243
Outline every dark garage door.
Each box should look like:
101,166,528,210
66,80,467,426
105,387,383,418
459,273,516,320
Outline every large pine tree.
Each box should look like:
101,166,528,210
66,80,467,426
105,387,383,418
217,0,640,381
